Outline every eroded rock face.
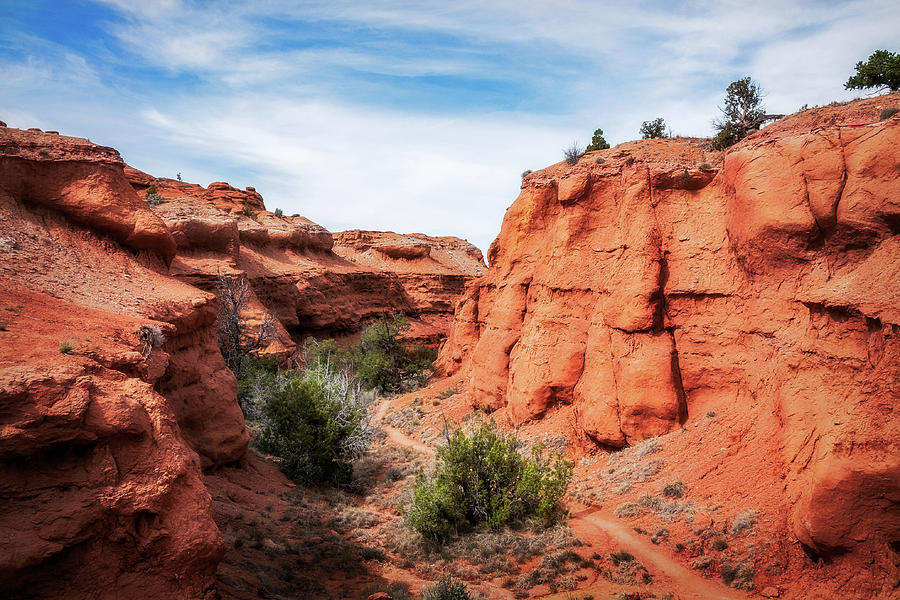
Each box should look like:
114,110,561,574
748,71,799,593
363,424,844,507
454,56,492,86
439,94,900,556
0,128,246,597
127,170,487,347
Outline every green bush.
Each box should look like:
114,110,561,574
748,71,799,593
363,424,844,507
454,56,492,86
422,576,471,600
407,421,572,540
586,128,610,151
356,314,432,392
274,207,284,219
256,366,373,485
236,355,279,408
640,117,669,139
845,49,900,92
304,337,354,373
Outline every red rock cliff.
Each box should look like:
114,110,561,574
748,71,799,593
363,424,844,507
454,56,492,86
126,171,486,348
0,127,246,598
438,95,900,560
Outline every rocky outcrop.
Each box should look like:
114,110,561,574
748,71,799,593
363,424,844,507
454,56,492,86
0,128,246,597
333,230,486,342
127,171,486,346
438,94,900,558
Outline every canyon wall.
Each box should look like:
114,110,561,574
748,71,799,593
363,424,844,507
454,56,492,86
127,171,486,348
0,127,240,597
438,94,900,558
0,124,484,598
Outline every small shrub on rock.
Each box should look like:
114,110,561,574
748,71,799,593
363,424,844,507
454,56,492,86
586,128,610,151
640,117,669,139
145,184,164,206
563,141,586,165
407,420,572,540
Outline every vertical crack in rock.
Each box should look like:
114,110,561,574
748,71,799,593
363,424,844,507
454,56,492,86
668,330,689,425
833,127,848,227
608,328,625,444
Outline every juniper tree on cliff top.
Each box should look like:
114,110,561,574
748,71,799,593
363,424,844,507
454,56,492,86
845,49,900,93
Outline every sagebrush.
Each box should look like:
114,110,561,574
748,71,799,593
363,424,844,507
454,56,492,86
407,420,572,540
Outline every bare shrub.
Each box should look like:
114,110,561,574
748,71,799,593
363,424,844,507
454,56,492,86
139,324,165,359
215,273,277,378
662,480,687,498
563,141,585,166
638,494,665,510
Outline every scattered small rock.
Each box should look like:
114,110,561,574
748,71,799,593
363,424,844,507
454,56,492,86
760,585,780,598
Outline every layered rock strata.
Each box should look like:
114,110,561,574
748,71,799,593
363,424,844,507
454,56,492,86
438,94,900,557
126,171,486,347
0,127,244,598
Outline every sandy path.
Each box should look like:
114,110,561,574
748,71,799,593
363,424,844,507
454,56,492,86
570,508,749,600
372,397,747,600
373,397,434,456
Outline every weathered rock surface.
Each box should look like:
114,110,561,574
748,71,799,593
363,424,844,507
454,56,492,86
127,170,486,347
439,94,900,560
0,128,246,597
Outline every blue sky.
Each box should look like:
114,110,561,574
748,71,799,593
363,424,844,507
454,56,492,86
2,0,898,253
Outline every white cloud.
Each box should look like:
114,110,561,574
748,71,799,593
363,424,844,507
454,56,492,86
137,96,576,251
6,0,900,254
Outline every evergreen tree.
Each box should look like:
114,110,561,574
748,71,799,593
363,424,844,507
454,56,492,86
845,50,900,92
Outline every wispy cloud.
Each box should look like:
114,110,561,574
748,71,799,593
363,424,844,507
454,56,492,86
3,0,898,252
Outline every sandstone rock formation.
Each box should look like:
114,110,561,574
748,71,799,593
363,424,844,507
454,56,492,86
0,125,484,598
0,127,244,597
439,94,900,559
333,230,486,342
126,170,486,348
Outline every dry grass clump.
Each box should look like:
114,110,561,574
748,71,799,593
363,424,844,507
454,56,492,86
329,507,381,530
730,509,760,535
613,502,643,518
662,480,686,498
384,404,424,434
612,480,632,495
603,437,664,485
721,560,755,589
603,550,653,585
516,549,590,592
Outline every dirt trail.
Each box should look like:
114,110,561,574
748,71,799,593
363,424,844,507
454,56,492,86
372,397,749,600
373,397,434,456
570,508,749,600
